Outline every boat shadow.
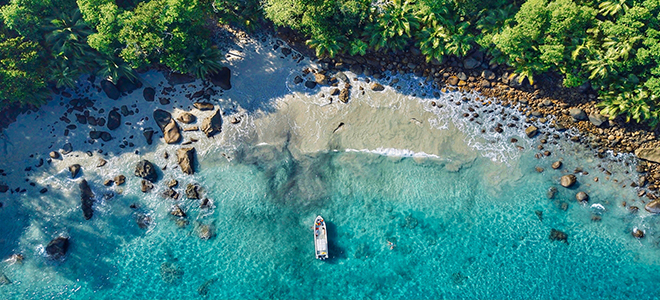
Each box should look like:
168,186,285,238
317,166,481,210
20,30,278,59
324,221,346,263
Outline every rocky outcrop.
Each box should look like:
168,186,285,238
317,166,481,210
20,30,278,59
209,67,231,90
193,102,214,111
114,174,126,186
46,236,70,259
101,79,120,100
80,179,95,220
549,229,568,243
143,87,155,102
107,109,121,130
69,164,81,179
135,160,158,182
635,148,660,164
153,109,181,144
170,205,186,218
177,147,195,175
201,110,222,138
186,184,201,199
560,175,576,188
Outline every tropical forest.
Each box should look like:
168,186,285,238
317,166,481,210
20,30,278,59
1,0,659,126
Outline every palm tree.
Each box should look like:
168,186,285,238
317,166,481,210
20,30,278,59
349,39,368,56
48,60,81,89
365,0,419,51
598,86,658,127
96,55,139,84
306,34,344,58
44,9,93,62
598,0,630,17
185,46,224,80
416,20,448,62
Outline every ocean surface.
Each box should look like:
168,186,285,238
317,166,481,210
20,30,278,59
1,38,660,299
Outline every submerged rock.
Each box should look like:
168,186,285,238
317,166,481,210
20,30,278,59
560,175,576,188
46,236,70,258
549,229,568,243
80,179,95,220
0,273,11,285
160,262,183,283
201,110,222,138
143,127,154,145
197,223,215,240
177,147,195,175
135,160,158,182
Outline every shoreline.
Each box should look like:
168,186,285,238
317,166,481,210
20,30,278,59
0,26,657,202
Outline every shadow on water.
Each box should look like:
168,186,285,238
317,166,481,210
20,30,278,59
324,221,346,263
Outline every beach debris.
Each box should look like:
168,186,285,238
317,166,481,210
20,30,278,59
549,229,568,243
80,179,95,220
201,110,222,138
45,236,70,259
560,174,576,188
176,147,195,175
135,160,158,182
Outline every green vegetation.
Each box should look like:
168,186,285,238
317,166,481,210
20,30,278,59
0,0,658,128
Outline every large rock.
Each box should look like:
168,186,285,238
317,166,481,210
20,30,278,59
101,79,120,100
569,108,587,121
560,174,576,188
645,200,660,213
210,67,232,90
45,236,70,259
635,148,660,164
463,57,480,69
153,109,181,144
135,160,158,182
107,109,121,130
143,87,155,102
166,72,195,85
201,110,222,138
69,164,81,179
525,126,538,138
116,76,140,94
304,80,317,89
177,147,196,175
80,179,95,220
588,113,608,127
314,73,328,85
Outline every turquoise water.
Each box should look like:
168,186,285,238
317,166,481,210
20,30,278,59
2,141,660,299
0,45,659,298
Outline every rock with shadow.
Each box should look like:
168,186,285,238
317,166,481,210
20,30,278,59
153,109,181,144
210,67,231,90
46,236,70,259
201,110,222,138
176,147,195,175
135,160,158,182
101,79,120,100
80,179,95,220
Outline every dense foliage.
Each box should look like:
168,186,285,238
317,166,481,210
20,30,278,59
0,0,658,128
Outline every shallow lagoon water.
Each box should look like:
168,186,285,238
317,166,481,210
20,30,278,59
1,39,660,299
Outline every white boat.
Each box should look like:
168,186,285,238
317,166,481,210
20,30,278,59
314,216,328,260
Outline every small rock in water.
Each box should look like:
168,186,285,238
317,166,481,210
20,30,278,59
560,175,576,188
552,161,562,169
525,125,538,138
141,180,154,193
186,184,201,199
97,158,107,168
535,210,543,221
370,83,384,91
549,229,568,243
69,164,81,179
644,200,660,213
547,187,558,199
49,151,60,159
197,223,215,240
135,160,158,182
170,205,186,218
136,213,152,229
201,110,222,138
200,198,213,209
632,228,645,239
576,191,589,202
535,166,544,173
45,236,70,259
176,147,195,175
80,179,95,220
160,262,183,283
167,179,178,188
114,174,126,185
